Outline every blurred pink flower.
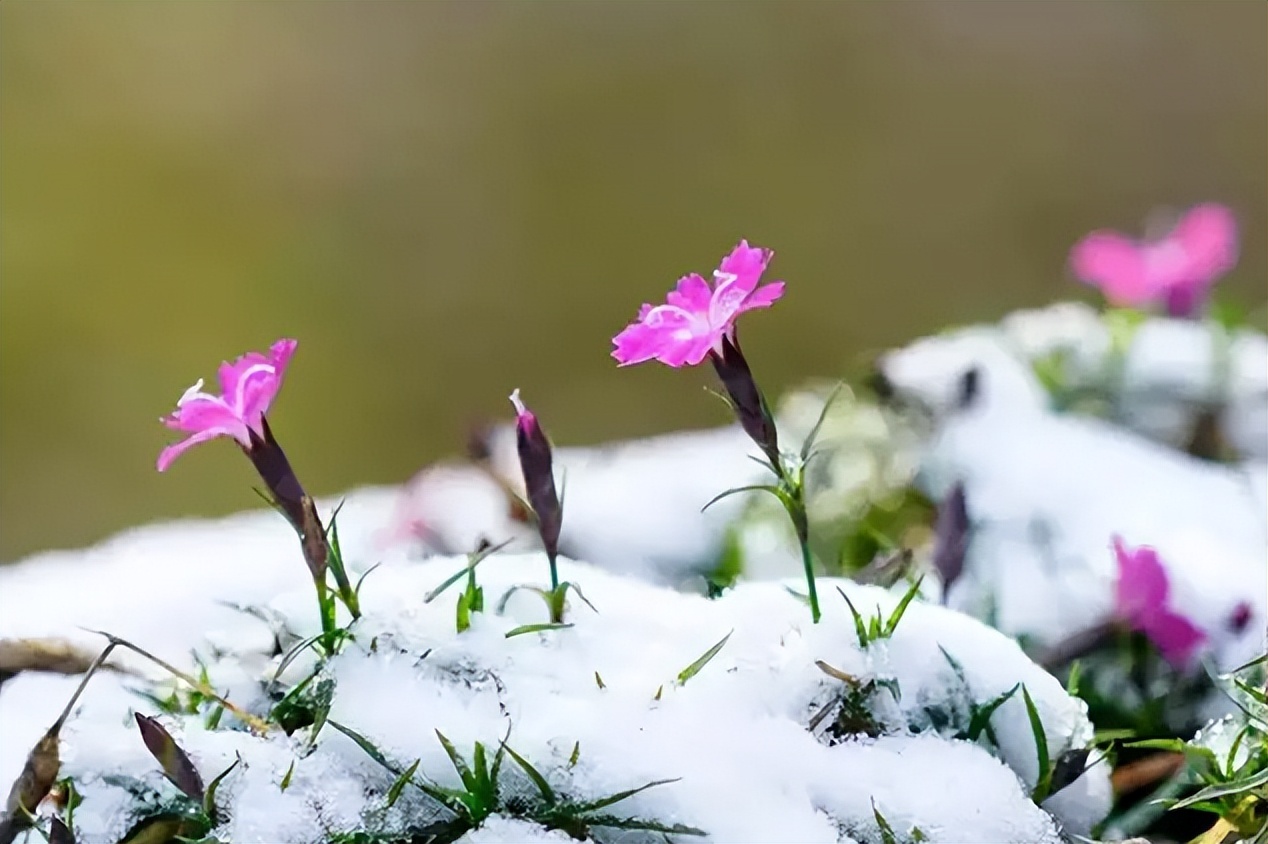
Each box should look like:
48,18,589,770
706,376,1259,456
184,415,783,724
612,240,785,367
1113,536,1207,668
1069,203,1238,317
157,339,298,471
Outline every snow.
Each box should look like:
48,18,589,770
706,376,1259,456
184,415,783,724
0,519,1110,842
876,320,1268,673
396,425,764,587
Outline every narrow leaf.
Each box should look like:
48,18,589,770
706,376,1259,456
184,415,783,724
700,485,784,514
882,575,924,637
872,799,898,844
385,759,421,810
1173,767,1268,809
202,754,241,820
967,683,1020,742
1021,686,1051,801
505,623,573,639
676,631,732,686
573,778,681,813
279,760,295,792
434,730,476,793
800,382,846,462
836,586,870,649
501,744,555,805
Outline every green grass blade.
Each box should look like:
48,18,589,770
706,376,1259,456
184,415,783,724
572,778,680,813
882,575,924,637
1021,685,1051,801
676,631,732,686
836,586,870,649
501,744,555,805
505,623,573,639
385,759,421,810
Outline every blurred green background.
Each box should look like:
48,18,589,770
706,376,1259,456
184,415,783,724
1,2,1264,561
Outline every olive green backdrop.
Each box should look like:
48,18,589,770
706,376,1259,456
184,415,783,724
2,1,1265,560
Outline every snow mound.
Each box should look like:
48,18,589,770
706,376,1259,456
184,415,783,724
3,550,1109,843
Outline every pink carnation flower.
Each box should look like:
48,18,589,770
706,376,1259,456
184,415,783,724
1113,536,1207,668
1069,203,1238,317
157,339,298,471
612,240,785,367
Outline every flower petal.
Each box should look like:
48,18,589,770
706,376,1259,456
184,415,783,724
665,273,714,313
163,391,248,439
737,280,786,313
1144,610,1207,668
1170,203,1238,283
1070,232,1154,306
715,240,772,296
222,338,297,429
1113,536,1170,627
156,427,235,472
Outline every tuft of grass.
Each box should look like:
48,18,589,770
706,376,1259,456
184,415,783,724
836,577,924,650
327,720,706,842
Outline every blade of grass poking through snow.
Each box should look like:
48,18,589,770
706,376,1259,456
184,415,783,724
800,382,845,463
279,761,294,792
501,744,556,805
882,576,924,637
1021,685,1052,801
572,778,682,813
0,643,116,844
837,586,870,649
202,755,240,821
425,539,512,603
872,799,899,844
134,714,204,802
84,631,269,734
967,683,1020,744
505,623,573,639
323,502,359,618
677,632,732,686
326,720,402,776
384,760,421,810
435,731,477,794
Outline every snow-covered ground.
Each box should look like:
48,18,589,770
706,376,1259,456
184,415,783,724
0,516,1110,841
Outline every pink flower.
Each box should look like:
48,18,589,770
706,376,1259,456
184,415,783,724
1069,203,1238,317
1113,536,1207,668
612,240,785,367
157,339,298,471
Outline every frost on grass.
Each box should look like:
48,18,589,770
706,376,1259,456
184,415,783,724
1,529,1108,843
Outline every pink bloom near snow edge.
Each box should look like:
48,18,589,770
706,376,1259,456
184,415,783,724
1069,203,1238,317
1113,536,1207,668
157,339,298,471
611,240,785,368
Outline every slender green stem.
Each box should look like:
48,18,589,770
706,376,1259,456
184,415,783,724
547,553,560,594
787,495,820,624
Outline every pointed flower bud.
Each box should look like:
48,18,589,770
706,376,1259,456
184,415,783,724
932,482,971,602
509,390,561,563
709,335,780,466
